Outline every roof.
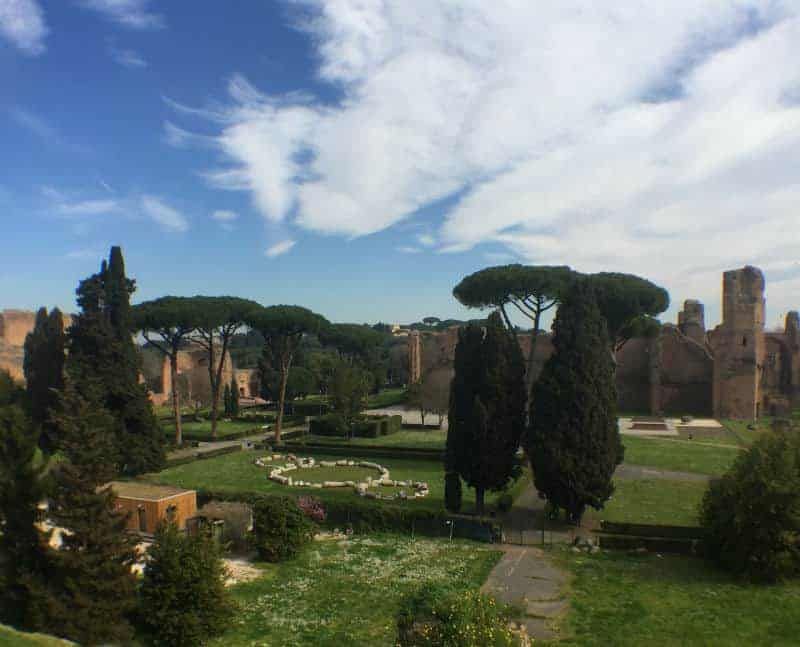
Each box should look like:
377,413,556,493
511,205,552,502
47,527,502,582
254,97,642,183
107,481,196,502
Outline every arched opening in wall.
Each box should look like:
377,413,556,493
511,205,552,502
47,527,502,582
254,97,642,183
166,504,177,523
742,336,748,347
137,506,146,532
240,387,245,396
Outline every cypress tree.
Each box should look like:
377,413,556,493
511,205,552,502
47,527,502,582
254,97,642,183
47,382,138,645
67,247,165,475
23,307,66,453
139,521,235,646
446,312,526,515
223,383,231,417
230,374,240,416
526,278,623,523
0,405,56,632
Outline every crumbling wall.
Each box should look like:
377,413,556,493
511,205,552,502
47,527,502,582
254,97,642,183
658,324,713,416
616,337,651,413
710,266,765,419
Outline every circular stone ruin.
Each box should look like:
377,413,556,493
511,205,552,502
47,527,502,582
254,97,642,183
254,454,429,501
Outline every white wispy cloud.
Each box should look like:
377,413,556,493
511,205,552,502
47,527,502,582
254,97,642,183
65,247,106,260
0,0,47,55
167,1,800,323
108,45,146,68
264,239,295,257
10,107,57,139
397,246,421,254
416,233,436,248
57,199,120,216
211,209,238,230
140,195,189,232
78,0,163,29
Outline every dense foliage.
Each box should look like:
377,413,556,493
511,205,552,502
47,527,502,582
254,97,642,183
67,247,165,474
252,496,315,562
444,472,462,513
0,406,54,632
328,363,372,438
139,522,236,647
447,312,526,514
47,382,139,644
526,278,622,522
22,307,65,454
397,585,519,647
700,429,800,582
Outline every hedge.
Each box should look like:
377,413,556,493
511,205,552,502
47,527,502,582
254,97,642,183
309,414,401,438
309,414,347,436
193,489,500,541
291,401,330,417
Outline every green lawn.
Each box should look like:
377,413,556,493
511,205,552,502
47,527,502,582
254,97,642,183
305,429,447,450
210,534,501,647
365,387,407,409
146,449,528,514
0,625,73,646
621,436,741,476
553,548,800,646
588,479,707,526
163,419,267,441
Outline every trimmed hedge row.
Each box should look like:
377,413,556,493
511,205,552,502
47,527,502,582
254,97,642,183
291,401,330,417
309,414,403,438
193,488,500,541
277,442,445,462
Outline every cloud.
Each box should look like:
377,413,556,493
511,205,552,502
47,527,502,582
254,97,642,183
416,233,436,248
56,199,120,216
78,0,163,29
397,246,421,254
211,209,238,230
108,44,147,68
10,107,57,139
65,247,106,261
140,195,189,232
168,1,800,324
0,0,47,55
264,239,296,257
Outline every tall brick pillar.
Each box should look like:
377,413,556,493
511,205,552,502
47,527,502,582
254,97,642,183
408,331,422,384
711,266,765,420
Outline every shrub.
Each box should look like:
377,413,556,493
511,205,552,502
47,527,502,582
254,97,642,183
198,501,253,553
309,414,347,437
444,472,462,513
138,522,235,647
397,584,519,647
252,496,315,562
297,495,327,523
700,429,800,582
353,417,384,438
292,401,330,417
496,492,514,513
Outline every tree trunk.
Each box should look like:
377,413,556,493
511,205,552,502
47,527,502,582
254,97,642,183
475,487,485,516
275,356,290,445
170,353,182,446
525,308,542,398
206,336,219,440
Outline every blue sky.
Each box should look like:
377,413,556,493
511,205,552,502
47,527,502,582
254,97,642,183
3,1,800,329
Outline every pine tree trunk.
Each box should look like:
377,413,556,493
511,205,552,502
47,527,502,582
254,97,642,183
525,308,542,397
275,357,290,445
475,487,485,516
207,337,219,440
170,353,182,446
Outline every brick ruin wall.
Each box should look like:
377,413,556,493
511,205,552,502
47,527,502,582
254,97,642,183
409,266,800,420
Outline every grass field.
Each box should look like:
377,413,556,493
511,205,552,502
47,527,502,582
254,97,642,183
209,534,500,647
0,625,72,646
621,436,741,476
553,548,800,646
589,478,707,526
163,419,267,441
305,429,447,450
146,449,530,514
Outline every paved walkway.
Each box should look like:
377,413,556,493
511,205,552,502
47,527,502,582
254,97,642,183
482,545,569,642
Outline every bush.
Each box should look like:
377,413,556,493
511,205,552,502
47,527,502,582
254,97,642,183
700,429,800,582
445,472,462,513
252,496,315,562
198,501,253,553
309,414,347,437
138,522,235,647
496,493,514,513
292,401,330,417
353,417,383,438
297,495,327,523
397,584,519,647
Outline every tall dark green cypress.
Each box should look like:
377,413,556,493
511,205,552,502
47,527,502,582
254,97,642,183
446,312,526,514
230,374,240,416
23,307,66,453
223,383,232,416
47,382,138,645
0,406,56,632
67,247,165,475
526,278,623,522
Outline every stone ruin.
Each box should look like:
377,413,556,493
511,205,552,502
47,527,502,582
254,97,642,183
409,266,800,420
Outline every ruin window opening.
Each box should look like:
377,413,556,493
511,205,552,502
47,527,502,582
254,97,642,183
742,336,747,347
166,505,177,522
137,506,146,532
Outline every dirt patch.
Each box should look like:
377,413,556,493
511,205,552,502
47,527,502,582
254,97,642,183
224,558,263,586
